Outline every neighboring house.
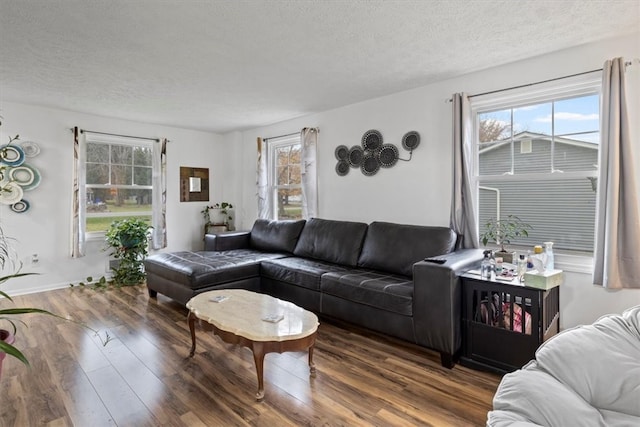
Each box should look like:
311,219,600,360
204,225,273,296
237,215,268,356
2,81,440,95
479,131,598,252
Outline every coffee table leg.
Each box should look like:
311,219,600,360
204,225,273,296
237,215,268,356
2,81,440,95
188,311,197,357
309,345,316,378
252,342,265,401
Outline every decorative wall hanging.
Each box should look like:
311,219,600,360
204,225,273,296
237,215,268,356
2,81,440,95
0,135,41,213
180,167,209,202
335,130,420,176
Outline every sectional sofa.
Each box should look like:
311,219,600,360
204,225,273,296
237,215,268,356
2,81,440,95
144,218,483,367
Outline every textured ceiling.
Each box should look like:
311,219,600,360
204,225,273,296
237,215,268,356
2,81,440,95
0,0,638,134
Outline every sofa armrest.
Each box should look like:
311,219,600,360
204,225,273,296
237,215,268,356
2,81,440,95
204,231,251,251
412,249,484,360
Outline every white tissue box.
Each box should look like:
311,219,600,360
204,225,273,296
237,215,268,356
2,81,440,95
524,269,563,290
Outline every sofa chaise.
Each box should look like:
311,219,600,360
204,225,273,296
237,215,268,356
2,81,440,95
144,218,484,367
487,305,640,426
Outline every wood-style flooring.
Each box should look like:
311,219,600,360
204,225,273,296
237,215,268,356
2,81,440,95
0,285,501,426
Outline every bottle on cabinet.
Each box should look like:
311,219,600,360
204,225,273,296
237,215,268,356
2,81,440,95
544,241,555,270
481,250,494,280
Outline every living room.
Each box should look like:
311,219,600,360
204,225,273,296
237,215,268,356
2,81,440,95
1,1,639,425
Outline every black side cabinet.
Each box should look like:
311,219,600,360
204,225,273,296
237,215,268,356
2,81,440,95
460,273,560,374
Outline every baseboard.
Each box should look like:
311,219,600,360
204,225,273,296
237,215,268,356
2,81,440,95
5,273,114,297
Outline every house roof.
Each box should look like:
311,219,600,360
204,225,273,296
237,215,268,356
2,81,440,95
0,0,638,133
479,131,598,155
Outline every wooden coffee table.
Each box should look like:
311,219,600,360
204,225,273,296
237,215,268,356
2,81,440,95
186,289,319,400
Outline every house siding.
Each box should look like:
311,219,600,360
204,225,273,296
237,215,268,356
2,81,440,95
479,138,597,252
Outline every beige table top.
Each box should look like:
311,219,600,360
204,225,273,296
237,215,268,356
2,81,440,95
186,289,319,342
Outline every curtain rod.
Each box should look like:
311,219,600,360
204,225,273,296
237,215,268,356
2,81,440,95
468,67,603,99
447,59,637,102
73,128,161,142
263,131,300,142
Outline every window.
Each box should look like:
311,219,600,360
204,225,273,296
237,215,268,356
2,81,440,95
268,134,302,220
473,81,600,254
84,135,153,235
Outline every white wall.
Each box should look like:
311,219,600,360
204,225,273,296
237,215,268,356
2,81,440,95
230,33,640,329
0,102,225,294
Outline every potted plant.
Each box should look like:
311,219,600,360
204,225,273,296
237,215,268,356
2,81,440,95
105,218,152,286
201,202,234,227
480,215,532,263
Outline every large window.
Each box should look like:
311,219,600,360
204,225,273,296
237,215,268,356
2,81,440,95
268,134,302,220
473,82,600,254
84,135,153,234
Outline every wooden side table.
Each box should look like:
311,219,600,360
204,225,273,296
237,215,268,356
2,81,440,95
203,223,228,237
460,271,561,373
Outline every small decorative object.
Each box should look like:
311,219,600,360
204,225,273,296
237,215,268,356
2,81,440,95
335,130,421,176
0,122,42,212
334,145,349,161
378,144,399,168
9,199,29,213
361,129,383,152
361,153,380,176
480,215,532,264
104,218,152,285
402,131,421,151
348,145,364,167
335,160,349,176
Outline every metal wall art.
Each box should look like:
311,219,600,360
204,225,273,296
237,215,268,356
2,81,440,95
0,138,42,213
335,130,420,176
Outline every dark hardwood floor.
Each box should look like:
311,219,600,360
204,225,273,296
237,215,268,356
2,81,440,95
0,285,501,426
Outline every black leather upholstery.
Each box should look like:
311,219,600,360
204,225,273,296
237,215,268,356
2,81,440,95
261,257,346,291
321,269,413,315
357,222,457,277
144,249,285,289
204,231,251,251
293,218,368,266
250,219,306,253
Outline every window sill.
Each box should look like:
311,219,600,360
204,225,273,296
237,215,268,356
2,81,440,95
554,253,593,275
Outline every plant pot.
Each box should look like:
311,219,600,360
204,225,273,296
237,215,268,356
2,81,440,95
119,236,142,249
0,329,16,380
495,250,515,264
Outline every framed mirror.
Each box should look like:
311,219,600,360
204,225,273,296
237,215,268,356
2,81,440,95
180,167,209,202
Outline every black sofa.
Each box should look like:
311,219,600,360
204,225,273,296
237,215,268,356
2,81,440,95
144,218,483,367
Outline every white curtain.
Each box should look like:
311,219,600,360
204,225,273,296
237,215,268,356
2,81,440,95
450,93,479,249
151,138,167,249
70,127,86,257
300,127,318,219
256,137,271,219
593,58,640,288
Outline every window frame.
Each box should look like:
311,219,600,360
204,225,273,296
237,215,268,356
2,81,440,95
470,76,602,271
82,134,154,239
267,134,302,221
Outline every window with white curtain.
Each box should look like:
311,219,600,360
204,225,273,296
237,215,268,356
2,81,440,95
83,134,154,236
472,79,601,254
267,134,303,220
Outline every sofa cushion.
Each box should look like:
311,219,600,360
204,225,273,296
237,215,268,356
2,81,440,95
357,222,457,277
321,269,414,315
249,219,306,253
144,249,286,289
293,218,368,266
260,257,347,291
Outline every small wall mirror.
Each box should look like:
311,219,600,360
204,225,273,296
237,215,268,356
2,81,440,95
180,167,209,202
189,177,201,192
